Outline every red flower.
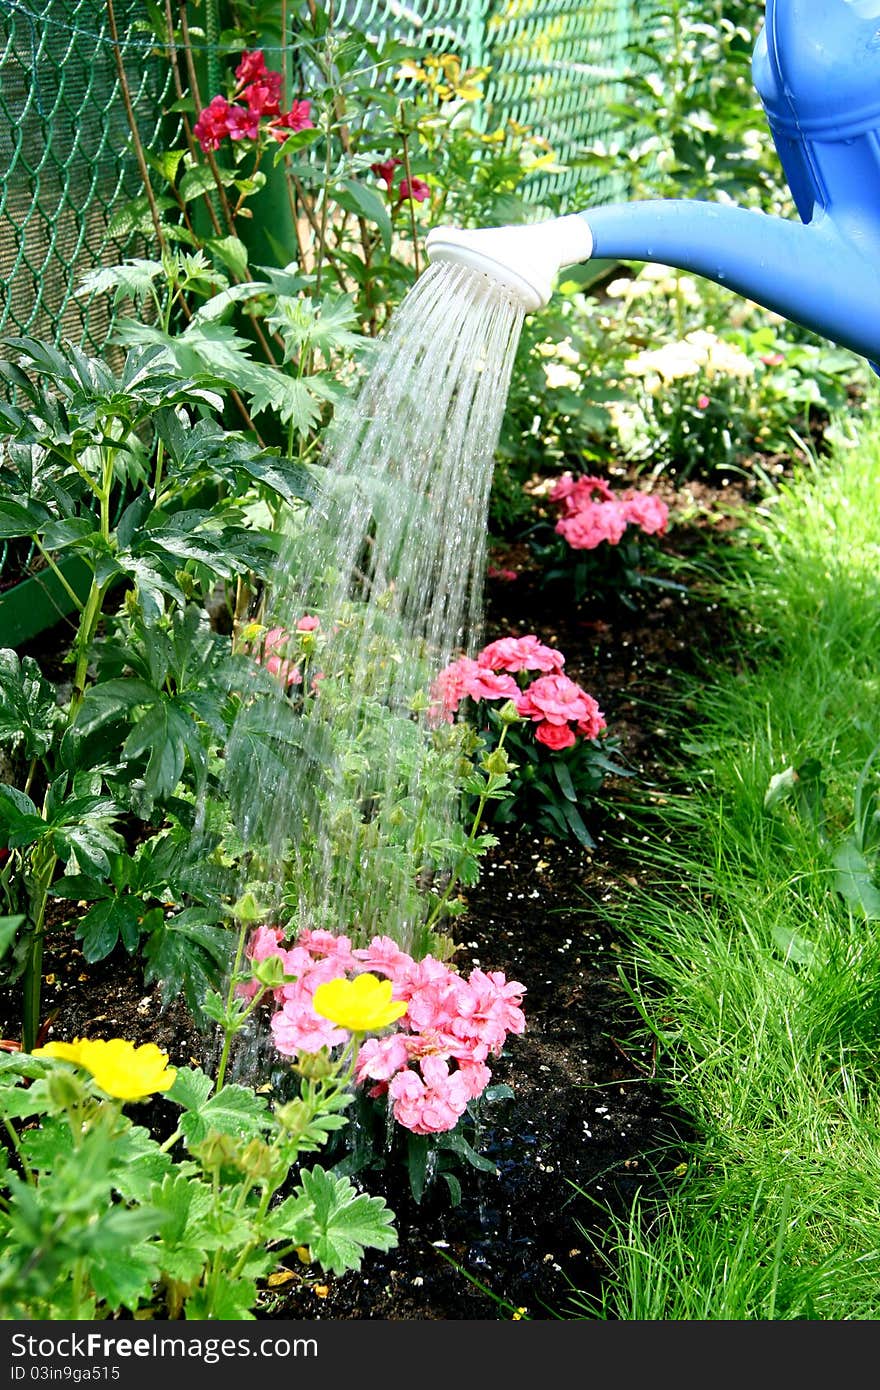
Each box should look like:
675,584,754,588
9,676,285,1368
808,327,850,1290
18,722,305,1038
226,104,261,141
271,100,314,140
371,157,402,189
193,94,233,151
0,848,9,868
235,50,269,86
242,73,283,117
399,176,430,204
534,721,577,751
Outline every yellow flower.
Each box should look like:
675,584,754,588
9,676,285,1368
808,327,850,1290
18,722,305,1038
312,973,407,1033
33,1038,177,1101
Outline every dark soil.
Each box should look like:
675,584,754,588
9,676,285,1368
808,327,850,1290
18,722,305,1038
0,469,755,1320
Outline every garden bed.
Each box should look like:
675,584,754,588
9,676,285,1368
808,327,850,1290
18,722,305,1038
0,469,753,1320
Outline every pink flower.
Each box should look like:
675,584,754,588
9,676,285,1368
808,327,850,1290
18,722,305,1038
516,673,604,730
399,177,430,204
353,935,415,980
355,1033,412,1085
388,1056,471,1134
463,667,521,703
555,501,628,550
253,627,302,687
576,695,606,741
296,614,320,631
371,157,402,189
478,634,565,675
193,95,233,151
760,351,784,367
551,473,615,511
236,924,287,1000
431,656,481,714
487,566,518,581
297,928,356,969
621,492,669,537
271,993,348,1055
535,720,576,750
697,393,710,410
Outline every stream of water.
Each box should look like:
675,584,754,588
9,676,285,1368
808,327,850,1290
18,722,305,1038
226,259,526,952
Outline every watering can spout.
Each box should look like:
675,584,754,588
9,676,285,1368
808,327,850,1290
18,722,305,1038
427,0,880,369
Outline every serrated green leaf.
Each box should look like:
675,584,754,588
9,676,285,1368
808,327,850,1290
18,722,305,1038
178,1083,271,1149
166,1064,214,1113
184,1278,257,1320
296,1165,397,1276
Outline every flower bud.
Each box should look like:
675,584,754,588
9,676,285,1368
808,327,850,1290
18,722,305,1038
192,1131,241,1171
482,746,511,776
497,699,522,725
46,1068,88,1112
276,1098,311,1137
239,1137,275,1180
294,1048,336,1081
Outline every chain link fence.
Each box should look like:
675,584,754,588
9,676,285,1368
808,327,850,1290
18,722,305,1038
0,0,638,351
0,0,641,630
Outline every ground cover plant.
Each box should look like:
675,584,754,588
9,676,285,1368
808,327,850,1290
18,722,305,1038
3,0,880,1324
567,400,880,1318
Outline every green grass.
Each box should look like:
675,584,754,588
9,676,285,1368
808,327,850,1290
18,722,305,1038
572,396,880,1319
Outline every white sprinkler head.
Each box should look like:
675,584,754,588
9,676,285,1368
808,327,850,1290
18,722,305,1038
424,214,594,312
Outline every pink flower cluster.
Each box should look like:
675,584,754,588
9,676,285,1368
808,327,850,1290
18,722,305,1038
551,473,669,552
370,156,431,204
250,615,321,688
431,633,606,751
240,927,526,1135
193,50,313,152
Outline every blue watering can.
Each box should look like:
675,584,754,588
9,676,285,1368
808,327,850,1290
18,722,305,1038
426,0,880,368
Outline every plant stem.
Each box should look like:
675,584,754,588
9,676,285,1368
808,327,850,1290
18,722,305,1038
22,840,57,1053
399,127,421,279
106,0,168,255
214,915,253,1092
425,726,512,930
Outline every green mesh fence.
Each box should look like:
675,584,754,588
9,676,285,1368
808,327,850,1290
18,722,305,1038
0,0,637,354
0,0,180,353
0,0,638,596
329,0,634,207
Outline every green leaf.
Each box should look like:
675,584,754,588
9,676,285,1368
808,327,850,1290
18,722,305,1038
0,784,46,848
832,840,880,919
166,1065,214,1113
296,1165,397,1276
330,179,392,251
75,896,149,962
552,758,578,802
0,499,49,538
437,1127,499,1175
143,912,232,1016
87,1208,163,1311
178,1083,271,1149
207,236,250,281
0,915,24,959
184,1278,257,1320
0,651,59,757
771,924,820,968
